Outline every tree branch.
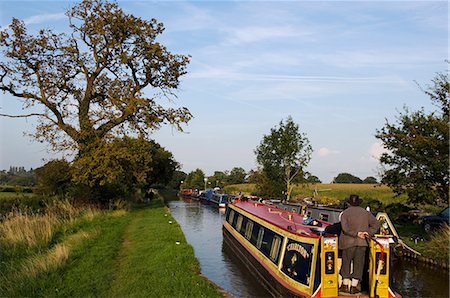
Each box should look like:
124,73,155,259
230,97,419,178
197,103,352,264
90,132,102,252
0,113,46,118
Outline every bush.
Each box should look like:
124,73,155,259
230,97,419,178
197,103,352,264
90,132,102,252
427,224,450,264
365,199,384,212
384,203,411,221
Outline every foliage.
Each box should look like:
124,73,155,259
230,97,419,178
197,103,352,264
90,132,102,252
305,173,322,183
227,167,247,185
210,171,228,188
254,116,312,200
363,176,378,184
183,168,205,190
333,173,363,184
71,137,177,201
0,0,191,154
35,160,72,196
426,224,450,264
167,170,187,190
376,71,449,206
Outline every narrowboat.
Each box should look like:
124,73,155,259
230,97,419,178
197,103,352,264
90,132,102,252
223,201,401,298
199,188,214,201
211,193,229,208
179,188,193,197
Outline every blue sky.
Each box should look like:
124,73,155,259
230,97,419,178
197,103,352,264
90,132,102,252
0,0,448,183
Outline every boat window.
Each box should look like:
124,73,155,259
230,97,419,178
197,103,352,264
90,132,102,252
228,210,235,225
239,216,248,236
245,221,254,240
270,235,282,262
292,208,297,213
256,227,264,249
281,239,314,287
320,213,329,221
236,215,243,232
250,222,261,245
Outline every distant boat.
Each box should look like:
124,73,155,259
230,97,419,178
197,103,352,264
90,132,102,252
210,193,228,208
179,188,193,197
199,188,214,201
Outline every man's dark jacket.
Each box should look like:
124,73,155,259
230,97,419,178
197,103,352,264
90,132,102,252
339,206,380,250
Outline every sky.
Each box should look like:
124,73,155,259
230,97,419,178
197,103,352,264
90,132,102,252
0,0,448,183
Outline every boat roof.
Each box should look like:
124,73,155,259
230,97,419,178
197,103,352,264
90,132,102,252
232,201,330,237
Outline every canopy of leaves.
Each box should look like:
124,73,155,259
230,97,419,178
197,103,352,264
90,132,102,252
183,169,206,190
71,136,178,193
167,170,187,190
0,0,191,154
254,116,312,200
333,173,363,184
363,176,378,184
210,171,228,188
376,71,449,205
227,167,247,185
35,160,72,196
306,174,322,184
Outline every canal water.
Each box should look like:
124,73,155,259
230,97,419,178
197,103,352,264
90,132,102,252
167,198,449,298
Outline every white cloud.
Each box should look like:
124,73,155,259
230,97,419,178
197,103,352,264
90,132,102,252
317,147,340,157
225,25,309,44
369,142,389,161
24,13,65,25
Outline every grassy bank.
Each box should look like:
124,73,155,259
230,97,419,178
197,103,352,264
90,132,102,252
0,199,222,297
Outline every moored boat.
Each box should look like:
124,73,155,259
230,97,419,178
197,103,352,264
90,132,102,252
222,201,401,298
211,193,229,208
179,188,193,197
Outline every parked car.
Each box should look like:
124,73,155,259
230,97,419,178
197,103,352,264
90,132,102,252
419,207,449,232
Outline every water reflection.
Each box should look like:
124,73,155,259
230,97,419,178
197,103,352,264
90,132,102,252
168,199,270,297
168,198,449,298
393,258,449,298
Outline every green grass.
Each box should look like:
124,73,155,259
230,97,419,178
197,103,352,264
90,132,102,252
0,200,223,297
0,192,36,199
110,201,221,297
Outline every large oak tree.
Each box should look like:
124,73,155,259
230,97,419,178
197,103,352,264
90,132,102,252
0,0,192,155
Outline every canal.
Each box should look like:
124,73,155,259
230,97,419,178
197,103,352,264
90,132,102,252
167,198,449,298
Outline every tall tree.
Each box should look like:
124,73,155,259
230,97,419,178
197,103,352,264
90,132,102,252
0,0,191,156
183,169,206,190
211,171,228,188
333,173,363,184
376,71,449,205
227,167,247,185
255,116,312,201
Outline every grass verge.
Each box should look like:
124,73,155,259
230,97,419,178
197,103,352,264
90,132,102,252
110,200,222,297
0,199,223,297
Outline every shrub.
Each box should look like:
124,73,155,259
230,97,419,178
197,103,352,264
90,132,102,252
383,203,411,221
427,224,450,264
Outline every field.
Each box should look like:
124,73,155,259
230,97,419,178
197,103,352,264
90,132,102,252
225,183,411,206
224,183,448,214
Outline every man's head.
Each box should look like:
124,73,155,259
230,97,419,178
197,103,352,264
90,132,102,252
345,194,363,206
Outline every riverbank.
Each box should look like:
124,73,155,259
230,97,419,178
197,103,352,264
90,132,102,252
0,199,223,297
